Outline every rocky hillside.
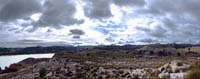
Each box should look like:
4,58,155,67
1,44,200,79
0,57,194,79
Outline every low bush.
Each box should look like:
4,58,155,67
119,70,124,74
160,75,170,79
190,61,200,69
40,68,47,78
176,62,183,66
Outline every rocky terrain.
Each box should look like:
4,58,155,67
0,57,195,79
1,44,200,79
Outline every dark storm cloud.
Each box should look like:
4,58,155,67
69,29,85,35
35,0,84,27
0,0,41,21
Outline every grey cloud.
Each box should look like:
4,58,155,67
136,26,167,38
0,0,10,9
150,26,167,38
136,0,200,19
113,0,145,7
161,18,178,31
83,0,146,20
8,28,18,32
35,0,84,27
134,0,200,43
17,39,44,43
84,0,113,20
0,0,41,21
73,36,80,39
136,0,200,23
26,27,39,33
136,27,151,32
70,29,85,35
136,0,181,16
47,29,52,33
138,38,158,43
0,39,68,48
1,0,200,47
105,37,115,42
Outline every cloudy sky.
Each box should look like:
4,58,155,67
0,0,200,47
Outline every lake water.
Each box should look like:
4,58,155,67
0,53,55,69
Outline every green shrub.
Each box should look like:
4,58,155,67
125,72,129,76
160,75,170,79
149,70,160,79
98,76,103,79
93,72,98,76
119,70,124,74
86,53,90,56
84,65,90,71
39,68,46,78
55,68,61,74
150,50,154,55
184,69,200,79
75,72,83,78
161,67,165,72
133,74,140,79
106,74,116,78
105,70,109,75
174,68,181,73
177,53,181,56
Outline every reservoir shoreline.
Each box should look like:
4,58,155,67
0,53,55,69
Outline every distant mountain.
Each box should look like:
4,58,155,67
0,46,77,55
0,44,199,55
